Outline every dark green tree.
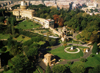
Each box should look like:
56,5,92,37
11,55,34,73
46,63,52,73
7,36,13,48
52,64,66,73
88,65,100,73
70,64,85,73
81,20,87,30
92,42,98,54
93,65,100,73
11,17,15,37
26,47,38,60
0,16,5,22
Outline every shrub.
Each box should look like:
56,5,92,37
90,54,95,57
80,58,87,62
67,61,72,65
22,36,25,38
14,33,19,38
24,25,26,27
49,39,56,46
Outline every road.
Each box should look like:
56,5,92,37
57,45,92,65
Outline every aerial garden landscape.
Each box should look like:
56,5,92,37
0,3,100,73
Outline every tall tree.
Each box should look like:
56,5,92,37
26,47,38,60
92,42,98,54
70,64,85,73
52,64,66,73
11,17,15,37
11,55,34,73
46,63,52,73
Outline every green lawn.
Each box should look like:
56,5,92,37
49,46,83,60
15,20,41,29
0,34,10,39
14,35,31,43
69,54,100,68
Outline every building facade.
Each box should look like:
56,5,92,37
13,0,35,19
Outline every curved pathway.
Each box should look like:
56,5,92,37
39,43,93,69
55,45,93,65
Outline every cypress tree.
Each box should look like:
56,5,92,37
92,42,98,54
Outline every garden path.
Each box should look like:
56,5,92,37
53,45,92,65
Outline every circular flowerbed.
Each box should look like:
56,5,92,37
66,48,78,52
64,47,80,54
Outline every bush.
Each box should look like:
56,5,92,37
80,58,87,62
24,25,26,27
67,61,72,65
14,33,19,38
90,54,95,57
49,39,56,46
22,36,25,38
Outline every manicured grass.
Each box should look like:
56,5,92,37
0,34,10,39
70,54,100,68
14,35,31,43
15,20,41,29
49,46,83,60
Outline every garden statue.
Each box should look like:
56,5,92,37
71,46,73,50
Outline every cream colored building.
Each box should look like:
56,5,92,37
13,0,54,28
33,17,54,28
13,0,35,19
43,53,56,66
